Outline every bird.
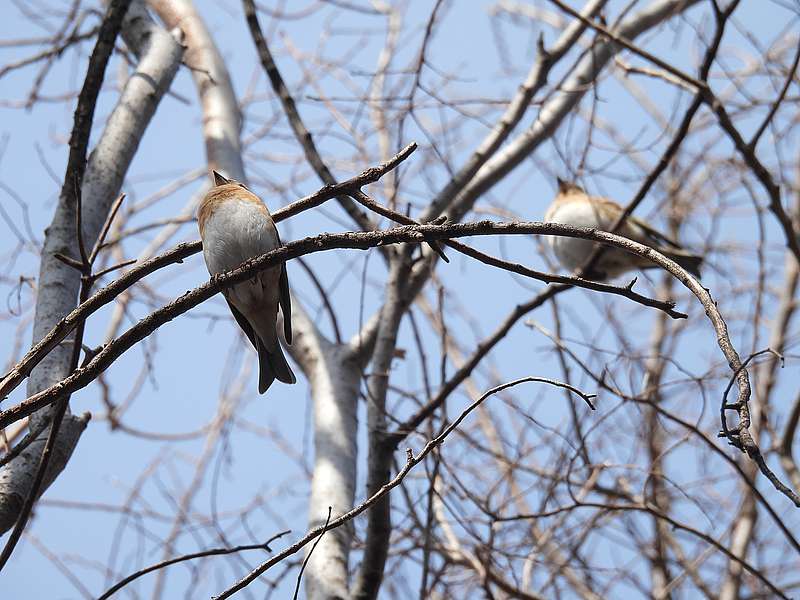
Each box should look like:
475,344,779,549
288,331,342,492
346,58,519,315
198,170,296,394
544,178,702,281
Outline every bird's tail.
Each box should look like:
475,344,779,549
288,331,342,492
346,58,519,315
257,338,296,394
664,252,703,278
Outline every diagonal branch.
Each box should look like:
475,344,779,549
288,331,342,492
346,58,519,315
242,0,377,234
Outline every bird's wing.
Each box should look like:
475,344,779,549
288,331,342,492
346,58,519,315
278,263,292,344
267,218,293,345
627,214,684,250
592,197,684,250
225,297,259,351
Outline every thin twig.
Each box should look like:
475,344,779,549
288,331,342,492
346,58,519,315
89,193,125,264
97,531,290,600
292,507,331,600
748,35,800,150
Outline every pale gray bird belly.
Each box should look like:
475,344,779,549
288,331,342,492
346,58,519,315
202,198,282,309
546,201,630,275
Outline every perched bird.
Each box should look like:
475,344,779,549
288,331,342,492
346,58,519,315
544,179,702,281
198,171,296,393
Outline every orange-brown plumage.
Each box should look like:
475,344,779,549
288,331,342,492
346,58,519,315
544,179,702,280
198,183,269,237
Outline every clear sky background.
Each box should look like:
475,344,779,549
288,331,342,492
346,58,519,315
1,1,798,598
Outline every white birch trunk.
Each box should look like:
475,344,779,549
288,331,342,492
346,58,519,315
0,0,183,533
293,302,361,599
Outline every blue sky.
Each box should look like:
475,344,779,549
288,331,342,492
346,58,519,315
1,1,798,598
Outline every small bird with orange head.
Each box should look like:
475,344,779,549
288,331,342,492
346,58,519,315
544,179,702,281
198,171,296,394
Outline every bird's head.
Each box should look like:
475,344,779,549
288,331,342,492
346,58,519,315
199,171,260,235
556,177,585,196
211,170,249,190
212,170,231,186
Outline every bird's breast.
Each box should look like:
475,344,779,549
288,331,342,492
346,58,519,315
201,198,280,276
546,200,610,230
545,200,612,271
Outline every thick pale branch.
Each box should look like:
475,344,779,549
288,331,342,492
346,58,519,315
0,0,138,540
148,0,245,179
421,0,609,221
0,0,183,572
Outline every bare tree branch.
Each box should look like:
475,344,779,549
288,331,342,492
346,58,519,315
242,0,376,235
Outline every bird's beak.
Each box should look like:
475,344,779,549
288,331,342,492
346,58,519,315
556,177,567,193
212,170,230,186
